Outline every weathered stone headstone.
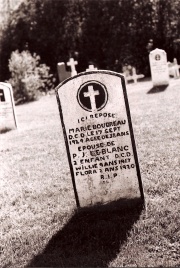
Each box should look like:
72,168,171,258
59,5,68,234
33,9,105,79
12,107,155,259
0,82,17,132
57,62,71,82
56,70,144,208
149,48,169,86
67,57,78,76
168,58,180,78
123,66,144,84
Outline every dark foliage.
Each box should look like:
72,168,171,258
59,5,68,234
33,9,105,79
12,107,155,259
1,0,180,83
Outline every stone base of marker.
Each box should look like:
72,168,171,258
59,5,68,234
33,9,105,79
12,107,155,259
79,197,144,211
0,82,17,132
56,70,144,208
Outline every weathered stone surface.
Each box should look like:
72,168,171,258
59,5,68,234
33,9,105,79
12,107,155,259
56,71,144,208
57,62,71,82
0,82,17,132
149,48,169,86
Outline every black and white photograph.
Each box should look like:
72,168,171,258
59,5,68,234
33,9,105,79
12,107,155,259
0,0,179,267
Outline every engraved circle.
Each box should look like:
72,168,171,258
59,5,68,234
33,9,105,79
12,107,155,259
155,54,161,61
77,81,108,112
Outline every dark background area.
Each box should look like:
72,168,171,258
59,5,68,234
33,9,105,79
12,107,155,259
1,0,180,83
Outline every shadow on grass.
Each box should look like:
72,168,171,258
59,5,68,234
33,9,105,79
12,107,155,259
147,85,168,94
0,128,12,134
28,198,144,267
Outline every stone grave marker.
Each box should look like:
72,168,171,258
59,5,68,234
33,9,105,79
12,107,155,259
86,64,98,71
149,48,169,86
67,57,78,76
56,70,144,208
168,58,180,78
0,82,17,132
57,62,71,82
123,66,144,84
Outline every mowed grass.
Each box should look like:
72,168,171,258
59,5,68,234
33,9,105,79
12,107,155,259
0,78,180,267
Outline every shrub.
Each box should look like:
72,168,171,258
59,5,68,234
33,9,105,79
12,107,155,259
8,50,55,103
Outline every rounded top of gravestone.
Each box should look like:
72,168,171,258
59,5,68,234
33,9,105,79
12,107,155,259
55,69,144,207
0,82,11,87
150,48,166,55
0,82,13,91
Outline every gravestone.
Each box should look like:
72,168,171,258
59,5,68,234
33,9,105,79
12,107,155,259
123,66,144,84
86,65,98,71
56,70,144,208
168,58,180,78
0,82,17,132
67,57,78,76
57,62,71,82
149,48,169,86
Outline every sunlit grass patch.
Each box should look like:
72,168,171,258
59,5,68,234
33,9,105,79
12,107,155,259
0,79,180,267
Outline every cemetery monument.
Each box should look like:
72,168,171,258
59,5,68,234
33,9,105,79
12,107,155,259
57,62,71,83
57,57,78,82
67,57,78,76
0,82,17,132
123,66,144,84
149,48,169,86
56,70,144,208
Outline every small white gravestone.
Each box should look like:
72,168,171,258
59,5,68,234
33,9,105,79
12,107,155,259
67,58,78,76
149,48,169,86
56,71,144,208
168,58,180,79
0,82,17,132
123,67,144,84
86,65,98,71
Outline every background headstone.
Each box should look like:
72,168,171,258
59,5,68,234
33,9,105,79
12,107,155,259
123,66,144,84
57,62,71,82
56,70,144,208
149,48,169,86
168,58,180,78
0,82,17,132
67,57,78,76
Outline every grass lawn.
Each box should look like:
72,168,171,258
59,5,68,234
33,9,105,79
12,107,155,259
0,78,180,267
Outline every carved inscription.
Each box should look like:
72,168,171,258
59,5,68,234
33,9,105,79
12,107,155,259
68,113,135,185
56,71,143,207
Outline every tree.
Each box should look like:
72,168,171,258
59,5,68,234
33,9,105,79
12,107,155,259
154,0,180,61
0,0,82,81
1,0,180,83
8,50,54,103
80,0,155,74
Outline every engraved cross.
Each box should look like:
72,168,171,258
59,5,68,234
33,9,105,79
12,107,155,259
83,85,99,111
